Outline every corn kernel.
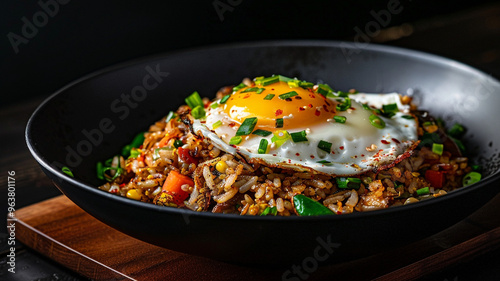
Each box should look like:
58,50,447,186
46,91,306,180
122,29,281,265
216,161,228,173
126,189,142,200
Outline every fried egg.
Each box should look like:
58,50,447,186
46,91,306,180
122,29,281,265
192,76,418,176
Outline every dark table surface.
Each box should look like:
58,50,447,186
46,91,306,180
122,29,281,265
2,2,500,280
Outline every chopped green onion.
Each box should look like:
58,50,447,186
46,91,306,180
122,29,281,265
185,91,203,109
382,103,399,117
448,123,466,138
278,75,293,82
229,136,242,145
336,91,349,97
128,149,141,159
275,118,284,128
212,120,223,129
260,206,278,216
96,162,104,180
210,102,219,109
258,139,268,154
463,171,481,186
317,84,333,96
432,143,444,155
279,91,298,100
122,132,145,157
369,114,386,129
316,160,333,166
235,117,258,136
264,94,275,100
174,139,184,148
299,81,314,89
232,83,246,92
166,111,177,122
362,103,371,110
261,76,280,86
336,177,361,189
287,80,300,88
253,76,264,84
333,116,346,123
241,87,260,93
401,115,414,119
290,130,308,142
220,95,230,104
318,140,332,153
62,166,74,177
191,105,206,119
256,88,265,94
252,129,272,137
271,130,290,147
336,97,351,111
416,187,430,196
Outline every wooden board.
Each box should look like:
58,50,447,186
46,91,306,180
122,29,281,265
15,195,500,280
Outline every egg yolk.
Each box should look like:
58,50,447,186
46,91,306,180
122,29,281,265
223,82,338,131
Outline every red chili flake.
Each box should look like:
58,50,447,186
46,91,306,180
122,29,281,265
275,109,283,116
273,154,277,156
323,105,330,112
286,98,292,102
381,140,390,145
315,109,321,116
331,151,335,154
296,153,300,156
295,96,302,100
310,155,315,159
230,144,236,148
299,107,305,111
353,155,357,158
119,183,126,187
243,94,251,99
228,122,236,127
361,154,365,157
288,159,292,163
339,146,344,150
308,104,313,108
309,94,316,98
392,138,401,144
350,107,356,110
324,100,331,106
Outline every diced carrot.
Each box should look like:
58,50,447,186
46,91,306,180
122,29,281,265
425,169,444,188
162,170,193,205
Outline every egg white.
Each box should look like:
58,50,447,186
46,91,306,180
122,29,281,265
193,93,418,176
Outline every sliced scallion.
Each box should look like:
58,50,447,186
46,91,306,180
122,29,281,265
333,116,346,123
235,117,258,136
212,120,223,129
463,171,481,186
185,91,203,109
232,83,246,92
382,103,399,117
416,187,430,196
210,102,219,109
271,130,290,147
287,80,300,88
174,139,184,148
279,91,298,100
62,166,74,177
369,114,386,129
317,84,333,96
290,130,308,142
316,160,333,166
261,76,280,86
258,139,268,154
448,123,466,138
299,81,314,89
252,129,272,137
336,97,351,111
191,105,206,119
256,88,265,94
264,94,275,100
275,118,284,128
318,140,332,153
241,87,260,93
220,95,230,104
229,136,242,145
401,115,414,119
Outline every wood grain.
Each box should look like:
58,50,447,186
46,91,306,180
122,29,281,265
14,194,500,280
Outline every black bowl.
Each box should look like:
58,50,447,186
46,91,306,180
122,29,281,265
26,41,500,266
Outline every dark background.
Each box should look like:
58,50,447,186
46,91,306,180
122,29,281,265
1,0,498,108
2,0,500,280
